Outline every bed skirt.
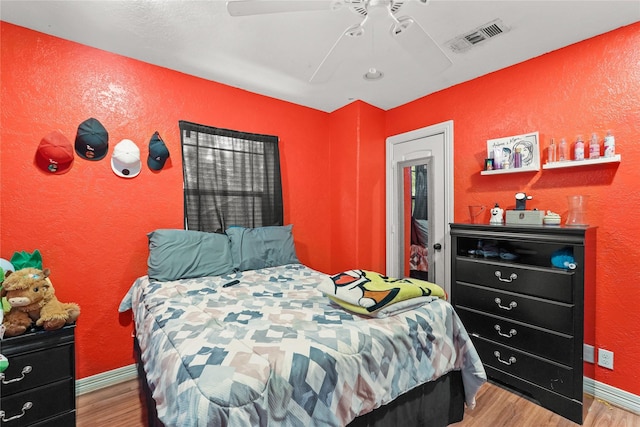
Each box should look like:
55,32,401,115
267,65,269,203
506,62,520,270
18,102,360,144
134,337,465,427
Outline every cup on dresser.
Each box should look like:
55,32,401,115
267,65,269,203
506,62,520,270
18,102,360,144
468,205,486,224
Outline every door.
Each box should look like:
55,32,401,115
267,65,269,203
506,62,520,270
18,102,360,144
386,121,454,295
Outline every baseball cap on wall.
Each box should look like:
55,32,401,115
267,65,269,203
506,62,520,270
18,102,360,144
75,118,109,160
147,131,170,170
35,131,75,174
111,139,141,178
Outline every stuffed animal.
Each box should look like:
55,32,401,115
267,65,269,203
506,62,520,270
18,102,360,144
1,267,80,337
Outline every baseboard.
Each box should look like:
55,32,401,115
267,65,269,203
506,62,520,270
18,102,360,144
584,376,640,415
76,363,138,396
75,366,640,415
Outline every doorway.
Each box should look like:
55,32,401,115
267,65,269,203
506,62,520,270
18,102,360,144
386,121,454,296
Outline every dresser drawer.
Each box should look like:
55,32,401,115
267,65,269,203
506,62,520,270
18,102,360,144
472,337,576,398
29,411,75,427
0,379,74,427
457,307,574,365
456,257,574,303
0,343,74,397
455,283,574,334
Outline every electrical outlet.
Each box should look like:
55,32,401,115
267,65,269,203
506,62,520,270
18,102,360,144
583,344,595,363
598,348,614,370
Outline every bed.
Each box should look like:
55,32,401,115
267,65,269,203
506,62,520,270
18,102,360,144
119,227,486,427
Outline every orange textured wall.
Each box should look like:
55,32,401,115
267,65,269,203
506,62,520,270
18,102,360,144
328,101,386,273
0,22,333,379
386,23,640,395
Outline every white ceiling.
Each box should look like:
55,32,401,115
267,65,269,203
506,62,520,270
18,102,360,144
1,0,639,112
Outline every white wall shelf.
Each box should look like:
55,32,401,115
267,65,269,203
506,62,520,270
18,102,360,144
481,165,539,175
542,154,621,169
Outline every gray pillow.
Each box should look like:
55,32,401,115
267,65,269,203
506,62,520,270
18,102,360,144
226,225,299,271
147,229,233,281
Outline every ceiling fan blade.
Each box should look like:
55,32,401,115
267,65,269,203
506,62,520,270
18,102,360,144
391,16,452,74
227,0,335,16
309,23,363,83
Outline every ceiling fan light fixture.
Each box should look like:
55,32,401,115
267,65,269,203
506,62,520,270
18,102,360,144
363,67,384,81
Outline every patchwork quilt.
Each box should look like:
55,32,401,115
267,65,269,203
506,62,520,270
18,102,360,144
119,264,486,427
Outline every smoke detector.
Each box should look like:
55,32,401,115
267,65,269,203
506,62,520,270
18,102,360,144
446,19,510,53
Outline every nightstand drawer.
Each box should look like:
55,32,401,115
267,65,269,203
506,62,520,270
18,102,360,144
457,307,574,365
1,344,74,397
456,258,574,303
0,379,74,427
455,283,574,334
472,337,576,398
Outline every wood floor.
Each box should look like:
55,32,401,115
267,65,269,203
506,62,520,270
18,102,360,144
76,378,640,427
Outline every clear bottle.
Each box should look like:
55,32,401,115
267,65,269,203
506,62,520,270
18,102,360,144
574,135,585,161
589,133,600,159
604,131,615,158
493,147,503,169
558,138,568,161
547,138,557,163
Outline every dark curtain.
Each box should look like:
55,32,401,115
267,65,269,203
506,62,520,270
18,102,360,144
179,121,283,232
412,165,428,221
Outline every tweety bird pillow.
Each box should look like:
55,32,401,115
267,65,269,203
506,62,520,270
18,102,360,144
318,270,446,318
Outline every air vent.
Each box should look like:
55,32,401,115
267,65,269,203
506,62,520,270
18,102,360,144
446,19,510,53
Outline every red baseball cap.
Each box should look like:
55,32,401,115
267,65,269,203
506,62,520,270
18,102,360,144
35,131,75,174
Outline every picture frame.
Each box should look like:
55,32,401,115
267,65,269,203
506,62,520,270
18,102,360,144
486,131,540,172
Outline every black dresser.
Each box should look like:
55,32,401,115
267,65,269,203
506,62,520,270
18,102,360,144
450,223,596,424
1,325,76,426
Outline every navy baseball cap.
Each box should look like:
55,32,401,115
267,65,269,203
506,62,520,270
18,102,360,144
75,118,109,160
147,131,170,170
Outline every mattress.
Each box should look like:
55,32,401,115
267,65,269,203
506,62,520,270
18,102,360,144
119,264,485,426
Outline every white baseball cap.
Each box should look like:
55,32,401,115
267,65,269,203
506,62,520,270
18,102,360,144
111,139,141,178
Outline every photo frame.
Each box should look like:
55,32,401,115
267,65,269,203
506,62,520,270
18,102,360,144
486,131,540,171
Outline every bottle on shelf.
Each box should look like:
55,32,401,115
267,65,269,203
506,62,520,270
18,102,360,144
604,131,616,158
589,133,600,159
513,147,522,168
547,138,557,163
574,135,585,161
559,138,568,161
493,147,503,169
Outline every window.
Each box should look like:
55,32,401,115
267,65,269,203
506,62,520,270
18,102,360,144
179,121,283,232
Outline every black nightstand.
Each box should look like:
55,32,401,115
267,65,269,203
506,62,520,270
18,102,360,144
1,325,76,426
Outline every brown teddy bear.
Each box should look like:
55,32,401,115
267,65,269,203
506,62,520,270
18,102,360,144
1,267,80,337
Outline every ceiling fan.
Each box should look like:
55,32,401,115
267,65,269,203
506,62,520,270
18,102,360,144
226,0,452,83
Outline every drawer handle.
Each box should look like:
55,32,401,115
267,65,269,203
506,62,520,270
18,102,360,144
494,298,517,310
494,351,517,365
494,324,517,338
0,402,33,422
495,271,518,282
0,365,32,384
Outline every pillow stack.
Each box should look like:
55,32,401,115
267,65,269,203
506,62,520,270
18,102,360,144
318,269,446,318
146,225,299,282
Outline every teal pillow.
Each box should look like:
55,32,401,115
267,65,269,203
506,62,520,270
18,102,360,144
147,229,233,281
226,225,299,271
